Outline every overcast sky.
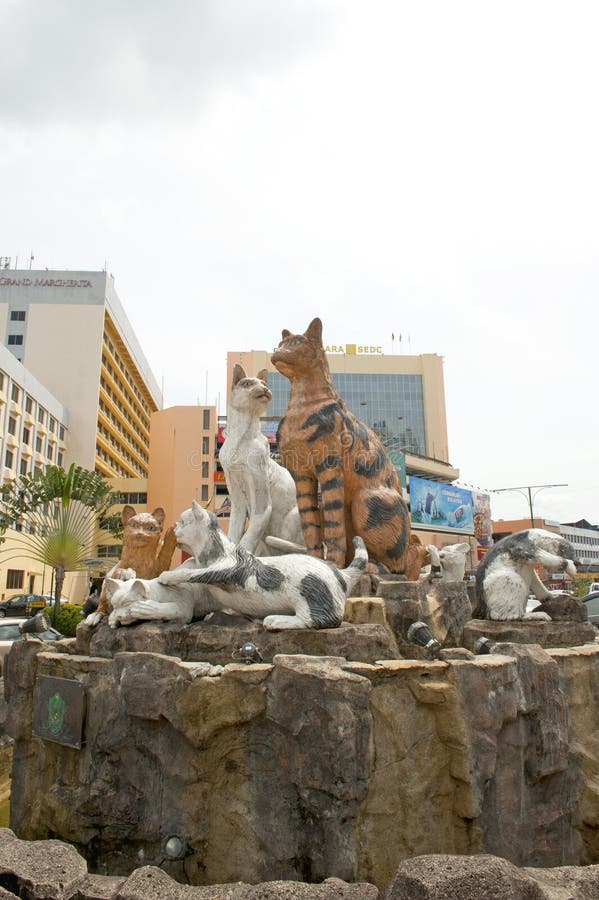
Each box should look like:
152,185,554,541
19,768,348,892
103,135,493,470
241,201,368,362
2,0,597,526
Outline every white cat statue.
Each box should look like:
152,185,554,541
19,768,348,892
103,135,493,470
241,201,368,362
472,528,578,621
219,365,304,555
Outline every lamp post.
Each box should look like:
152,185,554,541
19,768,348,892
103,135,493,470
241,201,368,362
491,483,567,528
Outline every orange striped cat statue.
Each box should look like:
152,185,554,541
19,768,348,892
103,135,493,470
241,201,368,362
271,317,411,573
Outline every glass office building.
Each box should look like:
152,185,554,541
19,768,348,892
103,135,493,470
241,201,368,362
267,371,425,455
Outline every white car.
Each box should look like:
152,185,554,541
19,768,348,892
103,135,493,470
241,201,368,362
0,616,64,677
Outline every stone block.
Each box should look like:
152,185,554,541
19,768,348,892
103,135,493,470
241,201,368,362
0,829,88,899
385,853,545,899
76,619,399,666
377,581,471,650
463,618,597,651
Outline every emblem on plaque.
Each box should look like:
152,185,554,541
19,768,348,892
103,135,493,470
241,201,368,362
33,676,85,748
48,691,66,735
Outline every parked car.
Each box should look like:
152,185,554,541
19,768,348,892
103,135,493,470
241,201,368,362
589,582,599,594
0,594,47,618
0,616,64,675
582,591,599,627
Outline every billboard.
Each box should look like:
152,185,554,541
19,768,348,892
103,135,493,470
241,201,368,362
409,476,474,534
472,490,493,557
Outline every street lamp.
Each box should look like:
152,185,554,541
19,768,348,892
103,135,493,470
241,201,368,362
491,483,567,528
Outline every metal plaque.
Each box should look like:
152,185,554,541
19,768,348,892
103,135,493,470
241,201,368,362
33,675,86,749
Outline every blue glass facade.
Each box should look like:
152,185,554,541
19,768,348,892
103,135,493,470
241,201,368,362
267,371,425,455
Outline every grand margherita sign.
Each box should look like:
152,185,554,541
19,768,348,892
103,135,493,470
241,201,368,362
0,277,92,288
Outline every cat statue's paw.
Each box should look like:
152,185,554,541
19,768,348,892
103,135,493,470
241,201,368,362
85,611,104,627
523,610,552,622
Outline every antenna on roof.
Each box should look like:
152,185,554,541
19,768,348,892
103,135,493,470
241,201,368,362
29,252,34,269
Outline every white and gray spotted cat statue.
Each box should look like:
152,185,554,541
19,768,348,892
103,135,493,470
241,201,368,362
108,500,368,630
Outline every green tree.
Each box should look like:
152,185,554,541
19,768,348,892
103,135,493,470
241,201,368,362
0,464,117,626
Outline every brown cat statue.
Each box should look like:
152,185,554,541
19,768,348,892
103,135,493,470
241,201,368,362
86,505,177,625
271,317,411,572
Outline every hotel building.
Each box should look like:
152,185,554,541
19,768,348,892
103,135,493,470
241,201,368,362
0,269,164,597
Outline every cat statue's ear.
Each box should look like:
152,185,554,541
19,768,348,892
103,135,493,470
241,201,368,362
192,499,206,519
121,505,136,526
305,318,323,343
130,579,150,599
281,329,291,339
151,508,165,527
256,369,268,383
103,578,121,600
232,364,246,386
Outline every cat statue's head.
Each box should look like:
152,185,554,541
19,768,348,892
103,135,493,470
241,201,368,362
229,364,271,414
271,317,327,378
174,499,224,560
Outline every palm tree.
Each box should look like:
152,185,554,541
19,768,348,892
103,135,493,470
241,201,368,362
0,464,116,626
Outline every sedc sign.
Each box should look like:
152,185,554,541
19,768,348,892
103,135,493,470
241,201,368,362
324,344,383,355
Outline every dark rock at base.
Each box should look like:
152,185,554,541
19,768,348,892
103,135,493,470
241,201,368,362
376,580,472,649
117,868,379,899
463,618,597,650
536,594,589,622
386,853,545,899
75,619,399,666
0,827,88,898
525,864,599,899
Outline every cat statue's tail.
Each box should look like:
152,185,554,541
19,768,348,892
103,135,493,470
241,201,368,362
339,536,369,593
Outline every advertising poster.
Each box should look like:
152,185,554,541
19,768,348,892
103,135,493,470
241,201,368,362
409,476,474,534
472,491,493,559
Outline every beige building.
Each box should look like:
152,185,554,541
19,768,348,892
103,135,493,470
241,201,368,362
227,348,459,483
0,269,164,599
0,269,162,479
0,344,71,600
147,406,217,567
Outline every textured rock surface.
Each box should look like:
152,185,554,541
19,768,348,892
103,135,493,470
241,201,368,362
6,635,599,891
0,827,88,898
376,580,472,649
386,854,546,899
74,618,400,666
463,618,597,650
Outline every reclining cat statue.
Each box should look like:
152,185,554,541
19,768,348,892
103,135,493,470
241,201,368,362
108,500,368,631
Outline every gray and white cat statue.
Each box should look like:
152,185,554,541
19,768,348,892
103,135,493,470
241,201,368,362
108,500,368,630
472,528,578,621
158,500,367,629
219,364,303,555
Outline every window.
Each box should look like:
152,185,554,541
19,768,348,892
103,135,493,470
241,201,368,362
201,461,209,478
57,452,63,466
23,427,30,444
6,569,24,589
7,416,16,436
201,484,209,501
0,373,4,391
4,449,13,468
202,436,210,454
58,424,65,440
11,384,20,403
48,416,55,433
37,408,45,424
97,545,123,559
203,409,210,429
35,436,43,453
25,396,33,414
8,335,23,346
19,459,27,476
10,310,26,322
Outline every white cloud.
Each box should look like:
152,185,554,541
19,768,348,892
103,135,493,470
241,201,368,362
1,0,598,524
